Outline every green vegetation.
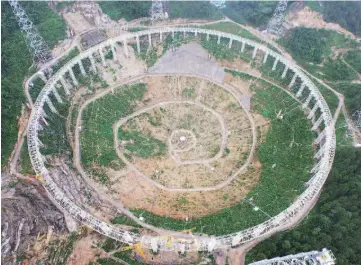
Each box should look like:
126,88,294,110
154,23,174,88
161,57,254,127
182,87,196,98
127,27,146,32
52,47,80,73
20,137,35,175
344,50,361,73
280,27,359,64
55,1,75,12
135,46,158,68
114,71,314,235
323,2,361,36
1,2,66,168
118,128,167,159
21,2,66,48
222,2,278,27
307,76,339,116
47,232,78,265
98,1,151,22
113,251,145,265
201,22,262,42
39,98,71,157
30,78,46,102
111,215,141,228
246,147,361,265
305,1,324,13
95,258,123,265
201,22,280,53
321,59,358,81
332,82,361,115
81,83,147,183
279,27,360,83
169,1,222,20
200,35,252,62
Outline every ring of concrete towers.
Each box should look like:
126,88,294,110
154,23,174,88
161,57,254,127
27,27,336,253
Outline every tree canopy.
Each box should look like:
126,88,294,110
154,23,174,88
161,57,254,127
222,2,277,27
246,147,361,265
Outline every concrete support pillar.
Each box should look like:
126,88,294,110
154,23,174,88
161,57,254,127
195,30,198,37
37,138,44,147
69,68,78,86
183,30,186,38
312,115,324,131
59,76,71,95
288,74,297,88
172,31,175,38
207,238,217,252
307,103,319,119
241,42,245,53
228,38,233,49
99,49,106,67
111,44,117,61
38,71,47,83
311,160,322,174
136,35,140,54
263,52,269,64
252,46,258,59
51,85,63,103
303,93,313,109
148,33,152,48
151,238,158,253
315,130,326,144
41,115,49,126
123,39,128,57
159,31,162,42
296,83,305,97
60,76,70,96
272,58,279,71
45,96,57,113
89,54,97,72
79,60,86,76
282,65,289,79
314,146,324,159
207,33,209,41
217,35,220,45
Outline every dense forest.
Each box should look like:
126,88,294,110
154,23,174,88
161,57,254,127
98,1,222,22
222,2,277,27
98,1,151,22
323,1,361,36
246,147,361,265
1,2,66,168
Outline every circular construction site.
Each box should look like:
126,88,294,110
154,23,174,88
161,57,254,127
27,28,336,255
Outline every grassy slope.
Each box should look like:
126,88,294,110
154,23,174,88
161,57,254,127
115,70,314,235
246,147,361,265
1,2,66,168
80,83,147,184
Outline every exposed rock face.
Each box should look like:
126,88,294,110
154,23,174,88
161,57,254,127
1,174,67,264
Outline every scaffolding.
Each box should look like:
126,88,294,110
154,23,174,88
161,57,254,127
151,0,168,23
8,0,52,63
267,0,288,35
249,248,336,265
27,27,336,253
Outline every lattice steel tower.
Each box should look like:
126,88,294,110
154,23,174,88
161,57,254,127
8,0,52,63
249,248,336,265
151,0,168,23
266,0,288,35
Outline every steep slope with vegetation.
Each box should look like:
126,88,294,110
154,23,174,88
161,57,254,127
246,147,361,265
98,1,222,22
222,2,277,27
1,2,66,168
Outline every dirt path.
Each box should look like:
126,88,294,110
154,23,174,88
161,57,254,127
74,73,257,194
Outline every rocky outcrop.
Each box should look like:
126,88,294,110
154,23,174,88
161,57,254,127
1,174,67,264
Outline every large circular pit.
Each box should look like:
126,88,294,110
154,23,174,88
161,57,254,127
27,27,335,254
